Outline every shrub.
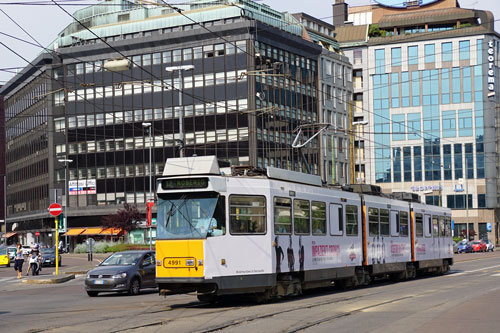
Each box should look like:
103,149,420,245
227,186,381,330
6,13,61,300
74,243,87,254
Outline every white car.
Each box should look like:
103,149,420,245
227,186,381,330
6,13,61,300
22,245,31,256
485,240,495,252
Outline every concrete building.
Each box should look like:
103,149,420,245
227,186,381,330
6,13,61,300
0,0,351,245
334,0,500,244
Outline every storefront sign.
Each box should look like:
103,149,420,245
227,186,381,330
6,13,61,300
488,40,495,92
487,223,492,232
411,185,443,192
69,179,96,195
454,184,464,192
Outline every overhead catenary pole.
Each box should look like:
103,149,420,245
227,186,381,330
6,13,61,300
58,159,72,251
142,122,153,250
165,65,194,157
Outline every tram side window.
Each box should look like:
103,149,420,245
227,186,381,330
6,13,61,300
229,195,266,234
294,199,310,235
368,207,379,236
390,210,400,236
312,201,327,235
424,215,432,237
346,205,358,236
329,203,343,236
380,209,390,236
445,217,452,237
400,211,409,236
432,216,439,237
274,197,292,234
415,213,423,237
439,216,445,237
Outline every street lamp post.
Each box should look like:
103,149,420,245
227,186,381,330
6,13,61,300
165,65,194,157
352,121,368,184
142,122,153,250
58,159,72,250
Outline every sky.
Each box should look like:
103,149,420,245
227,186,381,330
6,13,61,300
1,0,499,84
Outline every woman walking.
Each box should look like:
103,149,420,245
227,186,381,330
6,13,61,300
14,243,24,279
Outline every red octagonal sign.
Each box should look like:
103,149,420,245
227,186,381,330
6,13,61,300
48,203,63,217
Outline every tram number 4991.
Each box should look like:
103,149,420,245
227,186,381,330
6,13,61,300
165,258,192,267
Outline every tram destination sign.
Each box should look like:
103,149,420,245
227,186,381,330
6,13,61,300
162,178,209,190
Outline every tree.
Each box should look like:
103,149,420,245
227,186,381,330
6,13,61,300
102,203,142,232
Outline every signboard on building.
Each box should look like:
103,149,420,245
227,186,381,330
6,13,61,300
411,185,443,192
69,179,96,195
454,184,464,192
488,40,495,93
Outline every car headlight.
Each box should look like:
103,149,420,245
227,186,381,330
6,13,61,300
86,274,91,279
112,273,127,279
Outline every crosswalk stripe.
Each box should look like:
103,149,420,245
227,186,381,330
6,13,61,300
491,273,500,277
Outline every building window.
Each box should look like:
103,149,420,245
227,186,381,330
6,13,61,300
411,71,420,106
465,143,473,178
454,144,463,179
391,47,401,66
443,144,452,180
424,44,435,63
442,42,452,62
391,73,399,107
441,68,450,104
403,147,411,182
401,72,410,107
407,113,420,140
458,110,473,137
463,67,472,102
392,114,405,141
452,67,461,103
459,40,470,60
393,147,401,182
414,146,422,181
442,110,456,138
408,46,418,65
478,194,486,208
447,194,472,209
375,49,385,74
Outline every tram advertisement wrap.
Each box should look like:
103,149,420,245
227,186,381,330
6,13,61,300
311,241,340,264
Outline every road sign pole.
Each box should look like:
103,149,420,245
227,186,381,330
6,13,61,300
55,217,59,276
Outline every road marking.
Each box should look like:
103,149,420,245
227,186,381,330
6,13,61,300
491,273,500,277
0,277,18,283
446,264,500,277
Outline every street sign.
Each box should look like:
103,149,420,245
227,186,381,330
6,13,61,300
152,218,157,226
86,238,95,252
35,231,40,237
49,203,63,217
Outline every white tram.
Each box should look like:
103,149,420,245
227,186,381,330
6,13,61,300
155,156,453,301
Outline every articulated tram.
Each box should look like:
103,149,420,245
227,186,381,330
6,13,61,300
155,156,453,301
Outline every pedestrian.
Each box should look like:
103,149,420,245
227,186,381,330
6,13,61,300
14,243,24,279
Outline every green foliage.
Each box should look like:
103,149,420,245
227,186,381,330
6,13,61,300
74,243,87,253
368,24,389,37
106,243,152,252
459,23,472,29
453,237,463,243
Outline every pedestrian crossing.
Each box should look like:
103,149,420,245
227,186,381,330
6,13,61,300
0,276,19,283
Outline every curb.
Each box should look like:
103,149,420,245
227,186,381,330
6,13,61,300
21,274,75,284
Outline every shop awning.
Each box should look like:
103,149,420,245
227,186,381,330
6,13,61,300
81,227,104,236
99,228,124,236
1,232,17,238
65,228,86,236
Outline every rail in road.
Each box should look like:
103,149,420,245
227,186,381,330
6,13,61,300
2,251,500,332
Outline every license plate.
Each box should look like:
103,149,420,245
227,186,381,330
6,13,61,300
94,280,104,285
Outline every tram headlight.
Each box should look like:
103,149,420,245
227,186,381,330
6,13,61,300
186,259,195,266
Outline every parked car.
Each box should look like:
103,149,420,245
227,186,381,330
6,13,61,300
41,248,62,267
7,246,17,261
484,239,495,252
471,240,487,252
0,247,10,267
453,242,459,254
22,245,31,256
85,250,156,297
457,240,472,253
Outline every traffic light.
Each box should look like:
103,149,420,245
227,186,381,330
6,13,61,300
58,213,64,230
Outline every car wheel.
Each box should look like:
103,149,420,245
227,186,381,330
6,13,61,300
87,291,99,297
128,278,140,296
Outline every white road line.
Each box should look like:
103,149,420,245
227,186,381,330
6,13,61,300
447,264,500,277
491,273,500,277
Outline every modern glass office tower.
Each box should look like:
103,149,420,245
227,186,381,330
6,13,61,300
335,0,500,243
1,0,351,244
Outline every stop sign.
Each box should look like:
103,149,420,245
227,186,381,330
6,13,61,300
48,203,63,217
35,232,40,237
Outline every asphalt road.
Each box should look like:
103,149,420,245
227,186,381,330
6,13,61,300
1,251,500,332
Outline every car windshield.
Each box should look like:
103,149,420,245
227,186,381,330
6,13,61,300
459,241,468,245
0,248,7,255
471,241,480,244
42,249,55,254
101,253,143,266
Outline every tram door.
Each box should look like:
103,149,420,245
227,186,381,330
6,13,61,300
424,214,432,259
432,216,439,258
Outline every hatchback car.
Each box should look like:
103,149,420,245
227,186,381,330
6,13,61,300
41,248,61,267
457,240,472,253
471,240,487,252
85,250,156,297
